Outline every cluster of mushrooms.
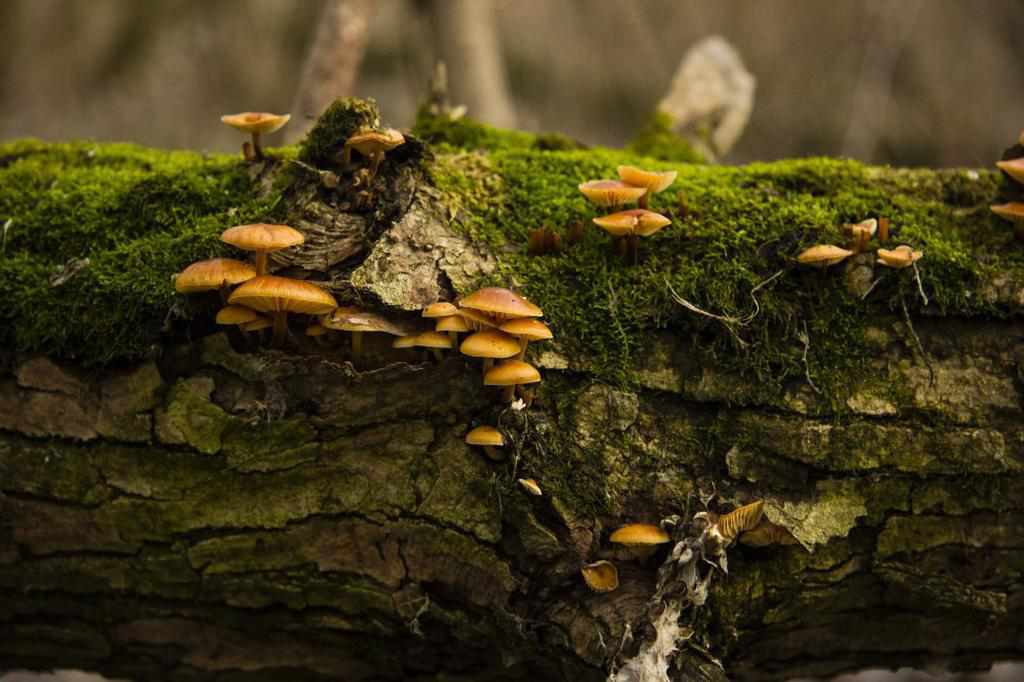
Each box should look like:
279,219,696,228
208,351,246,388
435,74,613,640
578,165,677,263
796,217,923,271
581,499,797,593
992,134,1024,241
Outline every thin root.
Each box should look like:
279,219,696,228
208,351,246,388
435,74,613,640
797,321,821,394
900,294,934,387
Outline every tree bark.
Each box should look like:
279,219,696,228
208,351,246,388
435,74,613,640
2,105,1024,681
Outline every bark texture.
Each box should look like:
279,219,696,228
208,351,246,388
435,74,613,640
2,105,1024,681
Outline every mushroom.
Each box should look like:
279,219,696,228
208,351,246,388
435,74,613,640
844,218,877,253
457,307,502,331
581,561,619,593
220,112,291,161
796,244,854,268
305,322,328,345
221,223,305,276
617,165,678,209
410,330,454,363
227,275,338,347
174,258,256,302
739,520,801,547
484,359,541,402
578,180,648,211
593,209,672,263
715,499,765,544
996,158,1024,185
465,425,505,461
499,318,553,361
215,305,263,326
518,478,542,496
435,314,471,344
241,317,273,333
322,306,410,359
990,203,1024,240
875,245,923,269
609,523,671,545
343,127,405,179
460,287,543,321
422,302,459,319
461,330,523,378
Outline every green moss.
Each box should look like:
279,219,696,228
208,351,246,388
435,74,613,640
626,110,706,163
299,97,380,168
413,109,585,153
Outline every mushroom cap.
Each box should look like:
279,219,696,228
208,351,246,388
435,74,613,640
346,127,405,155
518,478,542,496
221,223,305,254
466,425,504,447
460,287,543,318
991,202,1024,221
609,523,670,545
796,244,854,267
436,315,471,333
215,305,263,326
617,165,678,194
876,245,923,268
175,258,256,293
241,317,273,332
412,331,454,349
578,180,648,207
457,308,501,330
581,560,620,593
593,209,671,238
228,275,337,315
499,318,553,342
323,307,409,336
996,158,1024,185
484,360,541,386
392,335,420,349
460,330,522,359
423,302,459,318
305,323,327,337
220,112,291,134
717,499,765,542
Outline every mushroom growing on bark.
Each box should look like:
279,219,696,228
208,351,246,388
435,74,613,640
844,218,877,253
435,314,471,344
343,127,405,179
797,244,854,268
465,425,505,461
228,275,337,347
875,245,923,268
484,359,541,402
499,318,553,361
460,329,522,377
220,112,291,161
593,209,672,263
460,287,543,322
581,561,619,593
323,306,410,360
221,223,305,276
609,523,671,545
174,258,256,302
617,165,678,209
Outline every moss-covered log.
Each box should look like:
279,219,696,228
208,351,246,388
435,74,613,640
1,99,1023,681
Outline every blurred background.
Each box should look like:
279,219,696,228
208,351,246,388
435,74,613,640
1,1,1022,681
2,0,1023,166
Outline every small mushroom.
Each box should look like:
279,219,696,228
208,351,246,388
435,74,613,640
465,425,505,461
844,218,876,253
518,478,542,496
460,287,543,321
578,180,648,210
996,158,1024,185
608,523,671,545
411,330,454,363
422,302,459,319
221,223,305,276
174,258,257,302
617,165,678,209
460,329,522,377
715,499,765,544
499,318,553,361
593,209,672,263
215,305,263,326
228,275,337,347
990,203,1024,240
876,245,923,269
436,314,471,344
343,127,405,179
220,112,291,161
581,561,619,593
484,359,541,402
797,244,854,268
241,317,273,333
323,306,411,359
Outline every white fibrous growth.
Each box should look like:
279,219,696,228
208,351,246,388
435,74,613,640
611,603,689,682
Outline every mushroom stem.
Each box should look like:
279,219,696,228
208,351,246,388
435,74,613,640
447,331,458,345
342,145,352,167
255,253,268,276
369,152,384,180
242,142,254,162
483,446,500,461
501,385,516,402
271,312,288,348
628,234,639,265
516,338,529,362
482,358,494,378
431,348,444,363
351,331,363,358
639,193,649,210
218,287,230,305
251,131,263,161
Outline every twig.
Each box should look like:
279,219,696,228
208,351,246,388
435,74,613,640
900,294,934,387
797,321,821,394
860,273,886,300
912,262,929,307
